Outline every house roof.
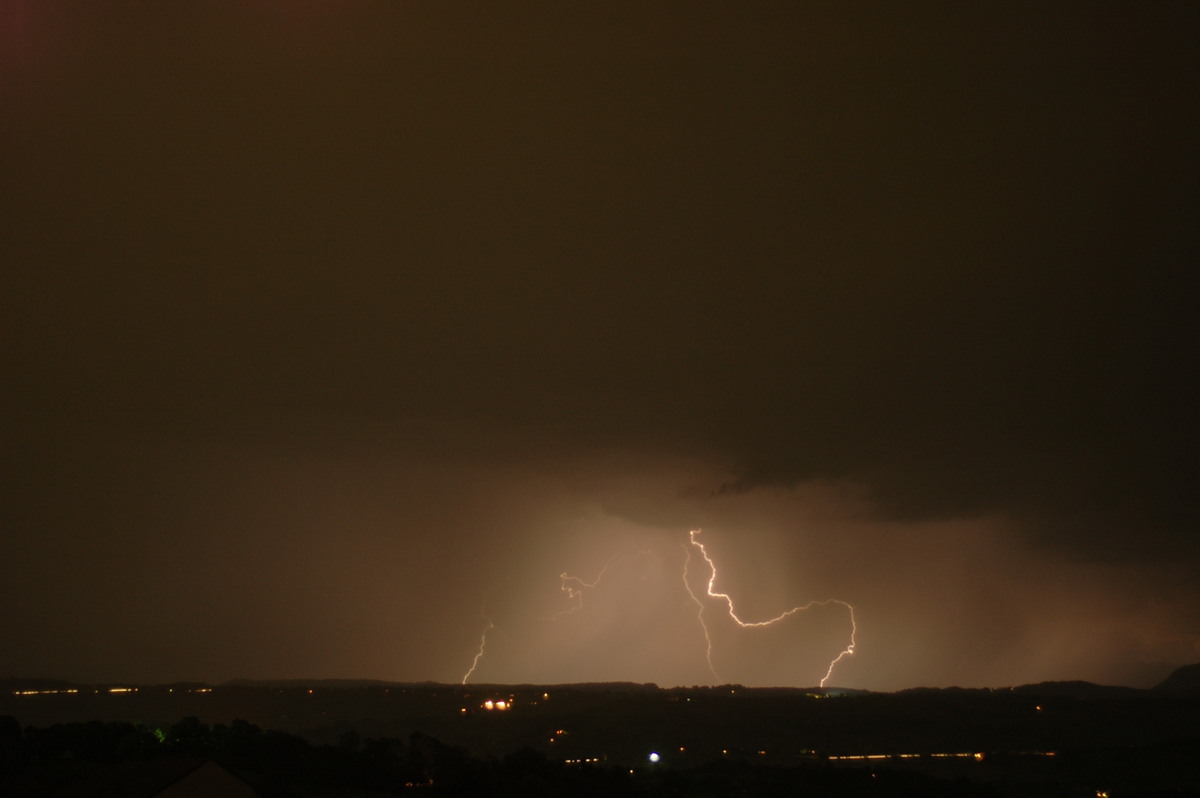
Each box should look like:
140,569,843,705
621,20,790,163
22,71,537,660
51,757,256,798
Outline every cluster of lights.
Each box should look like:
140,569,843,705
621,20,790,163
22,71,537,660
828,752,985,761
481,699,510,711
15,687,139,695
12,688,79,696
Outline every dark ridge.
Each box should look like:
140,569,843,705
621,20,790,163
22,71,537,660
221,678,413,689
218,680,667,692
893,682,1152,699
1154,662,1200,693
0,677,80,691
466,681,661,693
5,676,1188,696
1009,680,1144,699
895,686,994,696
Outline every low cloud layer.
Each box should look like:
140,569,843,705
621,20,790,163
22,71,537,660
3,3,1197,688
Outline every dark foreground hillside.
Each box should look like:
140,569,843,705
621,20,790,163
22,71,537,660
1,717,1011,797
2,676,1198,796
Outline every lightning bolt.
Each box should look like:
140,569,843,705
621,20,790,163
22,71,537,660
458,531,858,689
819,602,857,687
549,549,650,621
686,529,857,688
461,613,494,685
682,542,720,679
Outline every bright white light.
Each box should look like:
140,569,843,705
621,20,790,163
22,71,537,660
648,752,660,763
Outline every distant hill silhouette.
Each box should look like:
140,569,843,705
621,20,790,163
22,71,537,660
1010,680,1142,699
222,678,405,689
895,686,991,696
1154,662,1200,693
894,682,1145,699
0,677,80,692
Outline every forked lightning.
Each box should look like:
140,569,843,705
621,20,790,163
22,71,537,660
461,530,858,687
686,529,857,687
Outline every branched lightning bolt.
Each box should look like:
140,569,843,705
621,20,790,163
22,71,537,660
458,532,857,689
461,613,494,685
682,542,720,679
462,551,651,684
819,602,857,687
549,549,649,621
686,529,857,687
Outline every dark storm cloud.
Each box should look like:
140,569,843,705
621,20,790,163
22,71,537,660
2,3,1198,686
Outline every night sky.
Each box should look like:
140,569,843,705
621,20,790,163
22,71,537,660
3,3,1198,691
